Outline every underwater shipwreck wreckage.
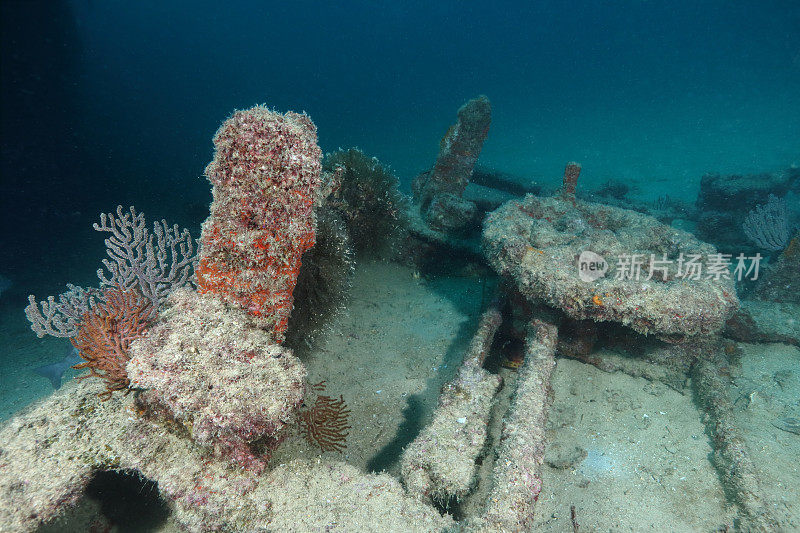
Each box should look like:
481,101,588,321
1,98,796,532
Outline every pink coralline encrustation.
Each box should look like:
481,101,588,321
124,105,323,472
561,161,582,201
196,106,322,343
127,288,306,473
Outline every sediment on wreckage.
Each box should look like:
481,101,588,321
0,379,452,532
482,165,740,341
401,300,503,503
466,318,557,532
480,164,785,530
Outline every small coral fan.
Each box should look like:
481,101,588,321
323,148,407,255
71,286,151,400
196,106,322,343
298,381,351,452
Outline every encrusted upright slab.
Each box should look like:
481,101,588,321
196,106,323,343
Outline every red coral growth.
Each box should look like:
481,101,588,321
196,106,322,343
71,286,151,400
298,381,351,452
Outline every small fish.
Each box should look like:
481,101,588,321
34,346,84,390
0,273,11,297
772,417,800,435
501,352,525,370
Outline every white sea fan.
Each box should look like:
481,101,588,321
25,206,198,338
743,194,790,251
94,205,198,316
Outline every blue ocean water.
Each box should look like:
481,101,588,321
1,1,797,283
1,1,799,530
69,0,800,192
3,1,799,272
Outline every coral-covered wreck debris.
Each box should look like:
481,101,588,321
127,106,324,471
412,95,491,234
6,96,796,533
127,288,306,472
196,106,322,344
483,166,740,341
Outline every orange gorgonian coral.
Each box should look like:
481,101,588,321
71,286,151,400
298,381,351,452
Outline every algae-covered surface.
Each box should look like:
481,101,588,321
3,261,799,531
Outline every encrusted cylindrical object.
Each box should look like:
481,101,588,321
196,105,322,343
475,318,557,532
692,349,779,531
561,161,581,199
401,303,503,502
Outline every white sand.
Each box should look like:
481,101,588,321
273,260,485,476
730,342,800,529
533,358,733,531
